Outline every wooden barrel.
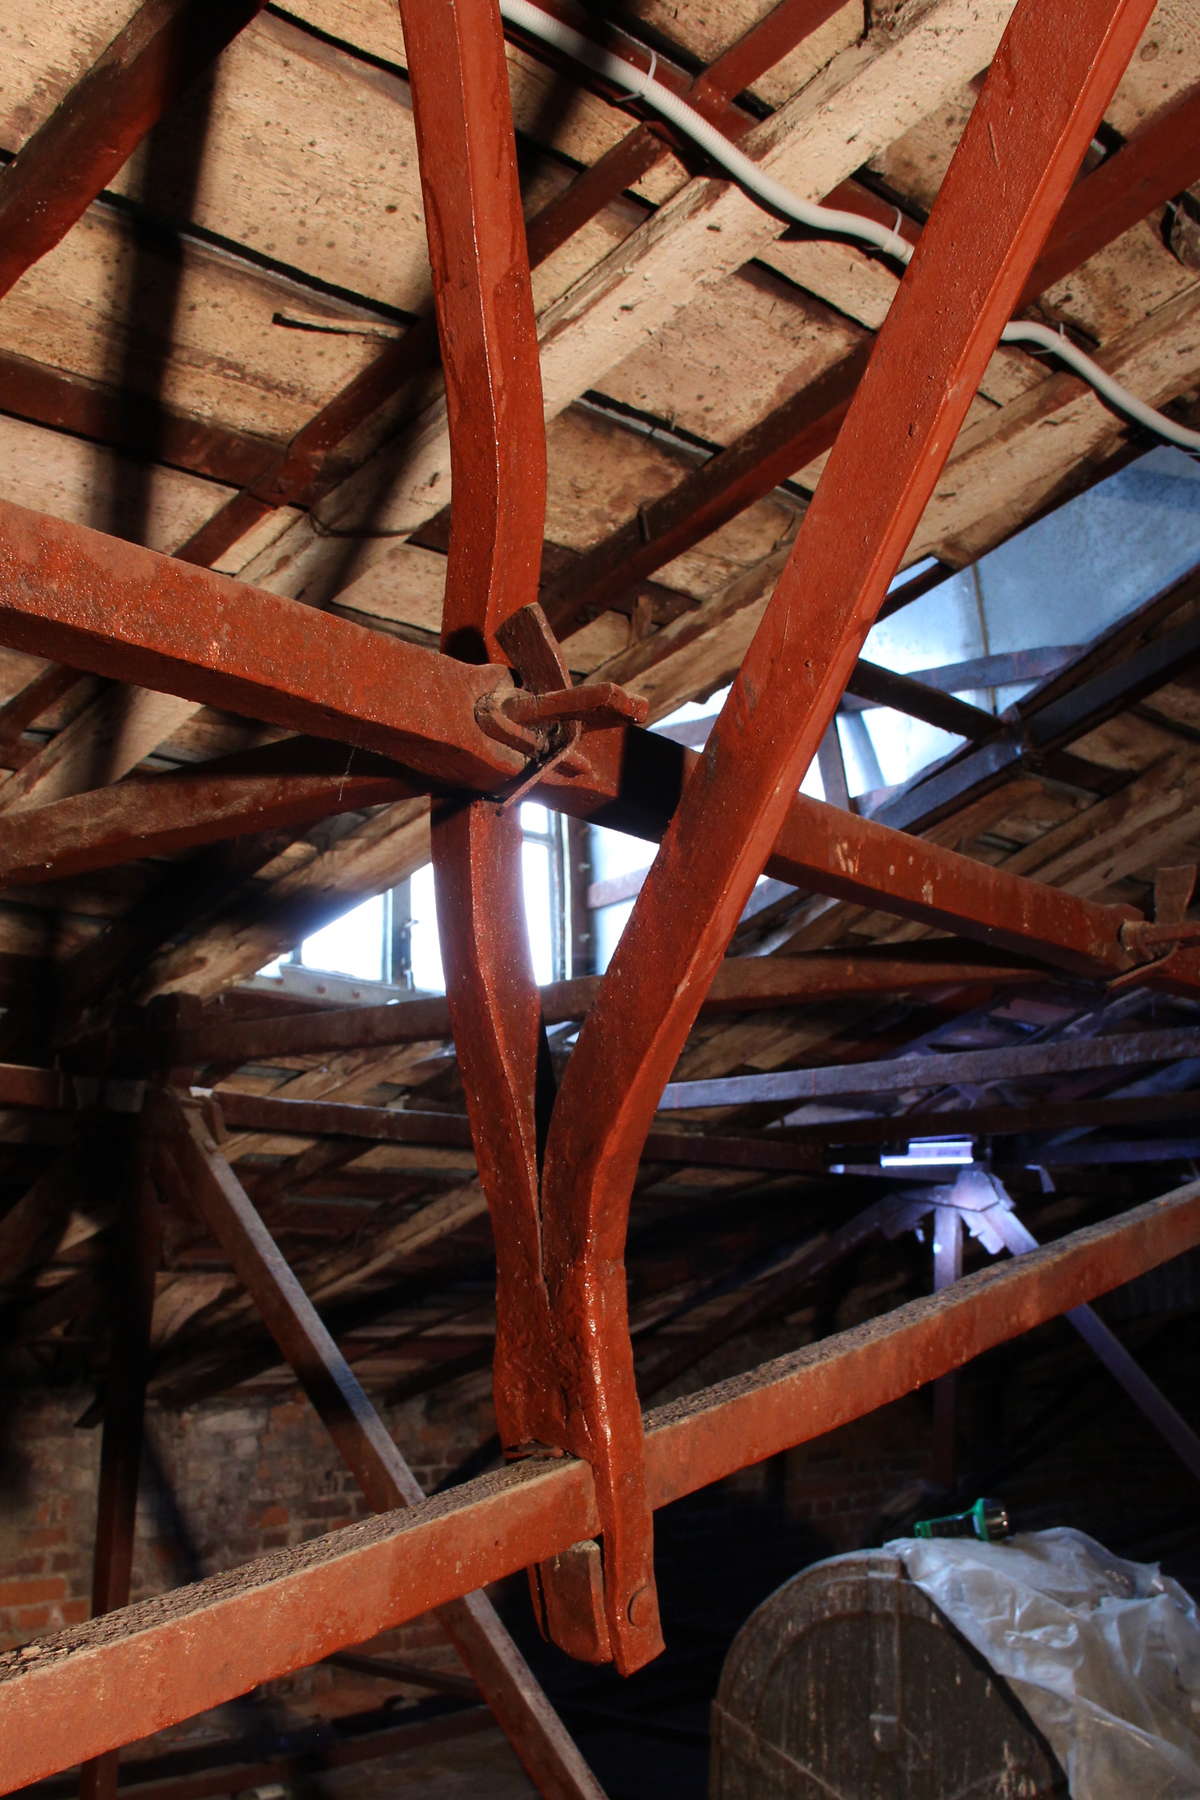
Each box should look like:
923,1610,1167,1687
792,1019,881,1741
711,1550,1067,1798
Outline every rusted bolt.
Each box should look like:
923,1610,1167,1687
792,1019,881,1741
627,1585,655,1628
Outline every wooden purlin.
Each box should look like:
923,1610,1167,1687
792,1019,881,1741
540,77,1200,638
0,0,269,303
175,0,851,573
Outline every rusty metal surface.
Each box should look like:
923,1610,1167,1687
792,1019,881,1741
0,506,1165,985
404,0,662,1673
403,0,552,1526
764,793,1140,978
0,496,523,791
2,1175,1198,1792
0,0,1188,1775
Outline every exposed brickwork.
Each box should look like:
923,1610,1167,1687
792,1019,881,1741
0,1368,497,1662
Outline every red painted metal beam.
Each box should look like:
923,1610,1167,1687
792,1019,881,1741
0,0,268,303
0,507,1153,982
404,0,654,1675
0,497,523,791
1,1173,1197,1791
692,0,852,108
762,791,1140,979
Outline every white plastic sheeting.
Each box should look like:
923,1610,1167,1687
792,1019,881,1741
894,1529,1200,1799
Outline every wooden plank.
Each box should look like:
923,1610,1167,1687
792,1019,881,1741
234,0,1013,602
0,741,420,875
80,1135,159,1800
658,1025,1200,1110
0,0,267,302
155,1100,604,1800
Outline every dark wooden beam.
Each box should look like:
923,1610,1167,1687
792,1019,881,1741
844,660,1002,743
874,598,1200,831
0,348,284,491
153,1097,604,1800
0,0,269,302
785,1085,1200,1151
79,1130,160,1800
0,740,420,888
658,1026,1200,1111
177,946,1041,1065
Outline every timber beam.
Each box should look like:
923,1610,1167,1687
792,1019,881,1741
658,1024,1200,1111
177,0,850,572
172,946,1040,1067
0,509,1153,986
782,1085,1200,1152
0,0,269,303
539,75,1200,638
151,1094,604,1800
0,742,421,887
206,1089,831,1175
2,1175,1198,1791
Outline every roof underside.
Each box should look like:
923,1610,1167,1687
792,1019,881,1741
1,0,1199,1407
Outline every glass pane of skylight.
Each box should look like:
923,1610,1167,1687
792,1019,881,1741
301,893,384,982
410,862,445,993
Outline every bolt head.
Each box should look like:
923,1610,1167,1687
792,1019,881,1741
627,1585,655,1628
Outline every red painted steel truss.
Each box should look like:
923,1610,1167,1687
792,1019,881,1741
0,0,1196,1791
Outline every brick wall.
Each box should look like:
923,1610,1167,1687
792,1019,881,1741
3,1302,1198,1666
0,1367,496,1656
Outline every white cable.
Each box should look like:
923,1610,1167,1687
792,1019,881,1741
500,0,1200,456
998,320,1200,451
500,0,912,261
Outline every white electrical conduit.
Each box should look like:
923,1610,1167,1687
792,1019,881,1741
499,0,1200,454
